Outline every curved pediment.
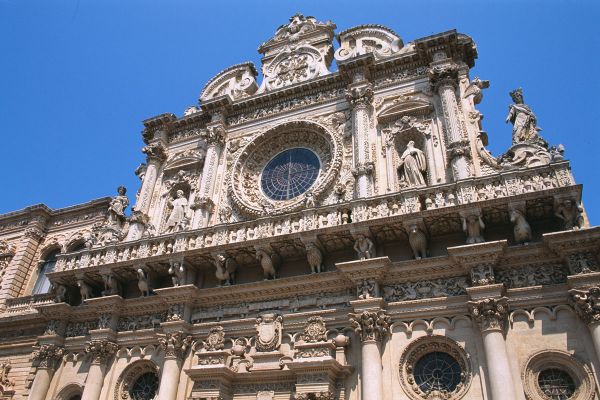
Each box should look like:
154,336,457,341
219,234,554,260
164,147,206,172
377,95,433,122
200,62,258,103
335,24,403,62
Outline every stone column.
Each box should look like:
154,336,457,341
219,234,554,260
468,297,516,400
346,83,374,199
157,332,192,400
569,286,600,364
348,310,391,400
127,142,167,240
429,64,471,181
194,124,225,228
29,344,64,400
81,340,118,400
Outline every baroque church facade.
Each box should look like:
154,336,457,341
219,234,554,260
0,14,598,400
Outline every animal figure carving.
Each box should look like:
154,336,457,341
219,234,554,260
510,209,532,244
213,254,237,286
136,268,151,297
77,279,93,302
256,248,277,280
462,215,485,244
169,261,186,287
407,224,428,259
306,243,324,273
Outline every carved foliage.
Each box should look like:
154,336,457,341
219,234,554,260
158,332,192,359
348,310,391,342
569,286,600,325
468,297,509,332
383,277,467,302
32,344,64,369
85,339,118,364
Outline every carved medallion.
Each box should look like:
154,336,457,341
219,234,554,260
255,313,283,352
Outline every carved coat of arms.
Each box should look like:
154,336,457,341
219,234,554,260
255,313,283,352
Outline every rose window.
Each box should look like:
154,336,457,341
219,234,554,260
413,351,463,393
537,369,576,400
261,148,320,200
129,372,159,400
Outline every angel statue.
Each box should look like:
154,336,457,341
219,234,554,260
164,190,189,233
397,141,427,187
107,186,129,228
506,88,543,145
463,76,490,105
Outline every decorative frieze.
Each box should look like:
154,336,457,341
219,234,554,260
383,277,467,302
496,265,567,288
65,320,98,337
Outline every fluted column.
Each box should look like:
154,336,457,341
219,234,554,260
157,332,192,400
194,124,225,228
29,344,64,400
81,340,118,400
570,286,600,364
346,83,374,199
468,297,516,400
127,142,167,240
348,310,390,400
429,64,471,181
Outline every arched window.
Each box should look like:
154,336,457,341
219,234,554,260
32,249,60,295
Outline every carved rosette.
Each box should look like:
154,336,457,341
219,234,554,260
84,339,118,364
301,316,327,343
32,344,64,369
202,326,225,351
345,84,374,108
468,297,509,332
569,287,600,325
158,332,192,359
348,310,391,343
142,142,167,163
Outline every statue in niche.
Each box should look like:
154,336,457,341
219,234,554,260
555,199,585,230
506,88,544,145
397,141,427,187
107,186,129,228
164,190,189,233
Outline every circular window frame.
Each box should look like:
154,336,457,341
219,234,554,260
398,335,472,400
259,147,322,201
114,360,160,400
228,120,342,218
522,350,595,400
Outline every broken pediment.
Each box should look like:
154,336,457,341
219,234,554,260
199,62,258,103
335,24,403,62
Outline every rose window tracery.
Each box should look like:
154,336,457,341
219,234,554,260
537,369,576,400
413,351,462,394
229,121,342,217
129,372,159,400
261,148,320,200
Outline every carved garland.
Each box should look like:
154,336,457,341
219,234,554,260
229,121,343,218
398,336,471,400
521,350,595,400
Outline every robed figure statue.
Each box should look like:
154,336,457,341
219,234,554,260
398,141,427,187
164,190,189,233
506,88,542,145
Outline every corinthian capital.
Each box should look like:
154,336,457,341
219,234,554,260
204,125,225,147
348,310,391,343
345,84,374,108
141,142,167,163
84,339,118,364
32,344,64,369
468,297,509,332
428,64,459,91
158,332,193,359
570,286,600,325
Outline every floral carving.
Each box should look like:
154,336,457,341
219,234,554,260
85,339,118,364
468,297,509,332
301,316,327,343
497,265,567,288
32,344,64,369
348,310,391,342
158,332,192,359
569,287,600,325
201,326,225,351
383,278,467,302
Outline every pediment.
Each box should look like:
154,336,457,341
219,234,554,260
164,148,206,172
200,62,258,103
377,95,433,122
336,24,403,62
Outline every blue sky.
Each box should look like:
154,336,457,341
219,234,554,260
1,0,598,224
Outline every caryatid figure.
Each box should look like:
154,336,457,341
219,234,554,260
353,235,375,260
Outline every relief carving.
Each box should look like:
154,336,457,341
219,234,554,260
255,313,283,352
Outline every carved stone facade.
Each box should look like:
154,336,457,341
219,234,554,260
0,13,597,400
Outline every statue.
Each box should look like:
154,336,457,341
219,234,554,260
506,88,543,145
164,190,189,233
555,199,585,230
101,273,120,296
306,242,324,273
304,192,316,208
398,141,427,187
50,283,67,303
168,260,186,287
136,268,151,297
407,224,428,259
213,253,237,286
353,235,375,260
255,248,277,280
107,186,129,228
462,215,485,244
509,209,532,244
77,279,93,302
463,76,490,104
357,279,378,299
